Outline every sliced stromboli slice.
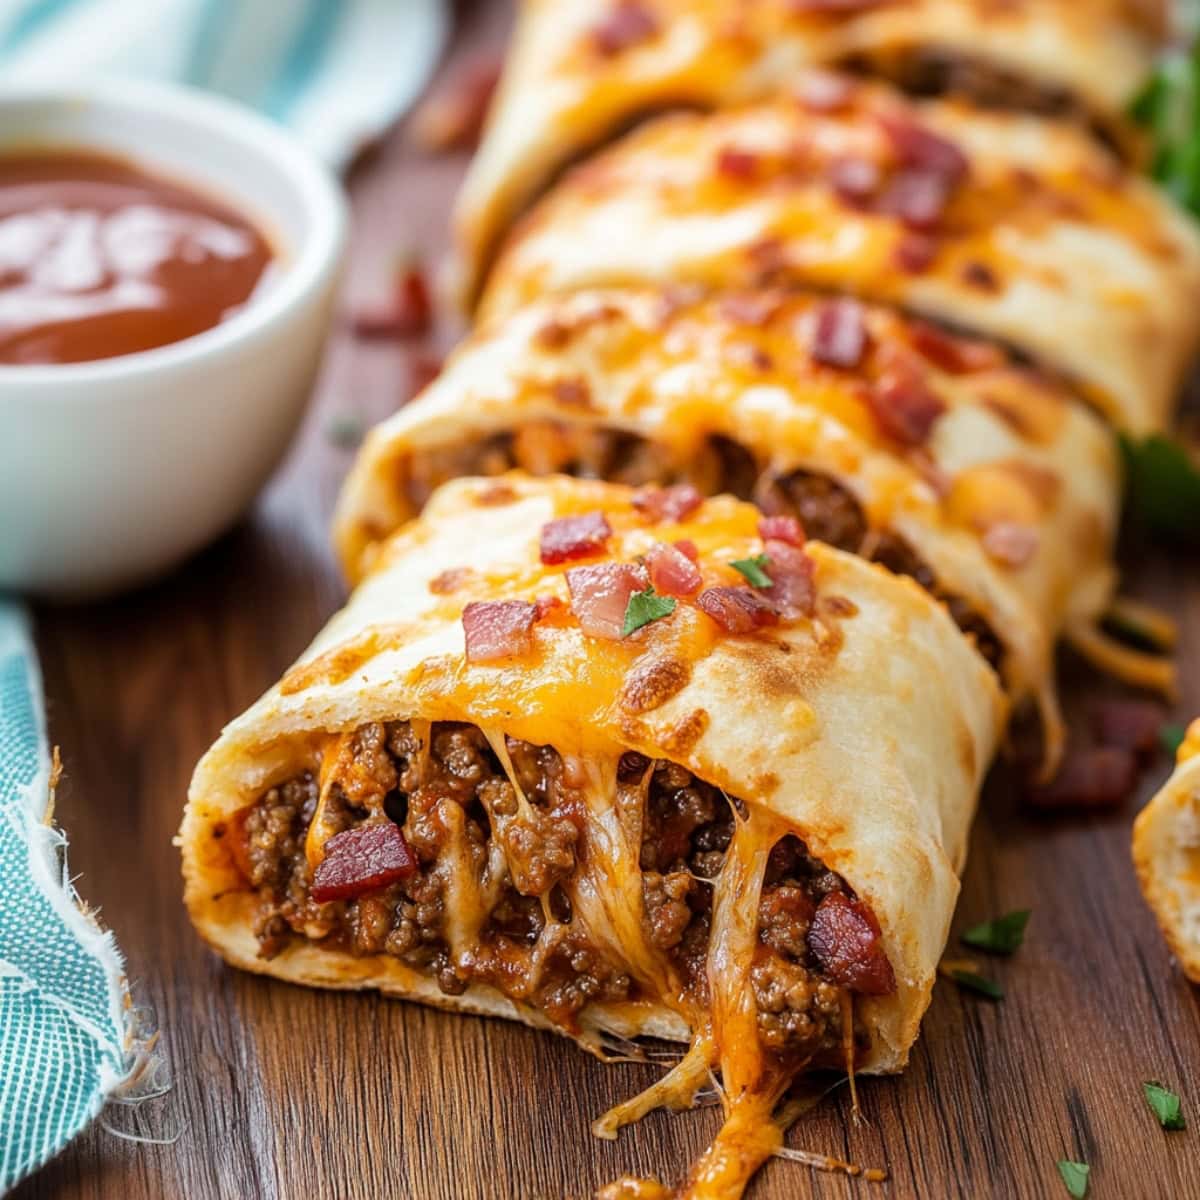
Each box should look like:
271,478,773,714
1134,719,1200,984
334,287,1118,766
478,78,1200,436
182,474,1005,1198
454,0,1162,304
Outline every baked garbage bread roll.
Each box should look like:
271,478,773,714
183,474,1005,1196
454,0,1162,303
334,286,1117,766
1134,719,1200,984
479,76,1200,436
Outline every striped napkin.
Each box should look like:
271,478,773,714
0,1,447,1191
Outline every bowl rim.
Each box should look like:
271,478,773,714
0,76,347,389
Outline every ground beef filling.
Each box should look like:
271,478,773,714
752,836,853,1063
403,425,1005,672
239,723,879,1059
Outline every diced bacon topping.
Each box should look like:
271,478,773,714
697,586,780,633
866,360,946,445
892,231,939,273
539,511,612,564
566,562,649,639
716,145,760,181
807,891,896,995
795,71,857,113
907,320,1006,374
808,298,869,369
981,522,1039,568
673,538,700,562
592,2,658,55
646,542,703,597
876,168,954,231
1026,746,1138,810
827,154,883,206
757,515,805,546
632,483,704,523
763,540,816,618
310,823,417,903
1091,699,1165,760
462,600,538,663
878,113,969,185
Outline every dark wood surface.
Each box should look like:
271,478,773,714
16,4,1200,1198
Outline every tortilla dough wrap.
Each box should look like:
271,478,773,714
454,0,1160,304
479,79,1200,436
1134,719,1200,984
333,288,1115,768
183,475,1004,1194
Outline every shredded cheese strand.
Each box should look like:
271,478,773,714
592,1033,715,1140
1066,620,1179,698
1104,595,1179,651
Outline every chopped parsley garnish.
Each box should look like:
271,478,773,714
949,969,1003,1001
1130,41,1200,216
1160,724,1187,757
730,554,773,588
1056,1160,1089,1199
622,587,677,637
1143,1081,1186,1131
961,909,1031,955
1119,434,1200,546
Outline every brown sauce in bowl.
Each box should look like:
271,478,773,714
0,148,274,364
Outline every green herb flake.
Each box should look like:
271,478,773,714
326,411,366,449
1119,434,1200,546
729,554,773,588
1056,1160,1090,1199
949,969,1003,1001
1160,724,1187,757
1144,1081,1186,1131
622,587,677,637
1130,43,1200,215
961,909,1031,955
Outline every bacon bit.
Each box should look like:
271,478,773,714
540,511,612,564
534,594,566,621
795,71,857,113
592,2,659,55
632,483,704,523
808,298,869,369
747,236,788,279
1091,699,1166,760
981,521,1039,568
552,376,592,408
878,113,969,184
961,260,1000,291
876,168,954,231
430,566,473,595
763,540,816,618
410,56,501,152
827,155,882,206
674,538,700,562
892,231,939,273
408,351,443,398
310,823,417,903
566,562,648,639
908,320,1006,374
717,292,782,326
866,360,946,445
697,586,779,633
646,542,703,597
716,145,760,181
1025,745,1138,810
462,600,538,663
807,891,896,995
757,515,805,546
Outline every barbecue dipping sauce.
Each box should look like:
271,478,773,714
0,148,274,364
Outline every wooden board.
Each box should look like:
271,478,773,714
15,4,1200,1198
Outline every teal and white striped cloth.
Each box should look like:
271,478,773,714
0,2,447,1191
0,0,448,168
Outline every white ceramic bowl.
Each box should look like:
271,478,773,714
0,79,347,597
